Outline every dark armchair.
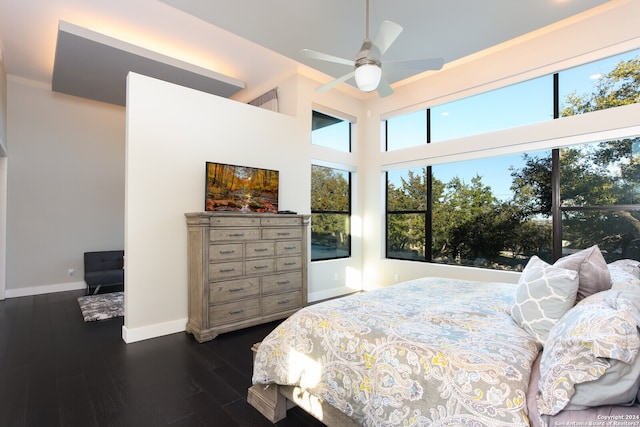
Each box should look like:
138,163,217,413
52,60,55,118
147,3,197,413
84,250,124,295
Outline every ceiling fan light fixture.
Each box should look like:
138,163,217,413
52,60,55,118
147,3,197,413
354,63,381,92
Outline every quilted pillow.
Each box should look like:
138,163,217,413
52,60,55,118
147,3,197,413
554,245,610,302
511,256,579,345
536,289,640,415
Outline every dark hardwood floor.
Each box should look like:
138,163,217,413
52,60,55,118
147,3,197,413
0,289,326,427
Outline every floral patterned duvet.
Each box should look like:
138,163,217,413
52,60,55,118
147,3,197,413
252,277,541,426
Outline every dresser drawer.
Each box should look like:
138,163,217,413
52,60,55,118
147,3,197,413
262,272,302,295
209,261,243,280
246,241,275,258
210,298,260,325
276,240,302,255
210,228,260,241
210,216,260,227
262,291,302,315
246,258,275,275
261,217,302,227
209,243,243,261
262,228,302,240
276,256,302,272
209,278,259,304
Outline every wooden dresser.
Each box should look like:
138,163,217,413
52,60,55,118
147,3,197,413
185,212,310,342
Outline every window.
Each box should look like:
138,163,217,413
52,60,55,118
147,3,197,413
312,110,351,152
386,140,640,269
387,152,554,270
385,110,427,151
559,138,640,259
386,168,428,260
383,48,640,150
559,49,640,117
311,165,351,261
430,76,553,143
384,48,640,269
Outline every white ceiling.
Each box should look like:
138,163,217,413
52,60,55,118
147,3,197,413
0,0,611,105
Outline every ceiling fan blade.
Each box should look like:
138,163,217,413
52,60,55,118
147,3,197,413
385,57,445,71
376,77,394,97
373,21,403,56
316,71,356,92
300,49,354,67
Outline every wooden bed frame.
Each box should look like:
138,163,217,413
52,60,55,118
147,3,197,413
247,342,359,426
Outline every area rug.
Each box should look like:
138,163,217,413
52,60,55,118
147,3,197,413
77,291,124,322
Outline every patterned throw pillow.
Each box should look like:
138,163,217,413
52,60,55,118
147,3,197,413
537,289,640,415
554,245,611,302
511,256,579,345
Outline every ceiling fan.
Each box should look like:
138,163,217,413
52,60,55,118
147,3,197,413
301,0,444,97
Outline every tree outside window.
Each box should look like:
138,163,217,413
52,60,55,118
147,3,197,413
311,165,351,261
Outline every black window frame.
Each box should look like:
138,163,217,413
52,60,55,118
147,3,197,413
311,165,352,261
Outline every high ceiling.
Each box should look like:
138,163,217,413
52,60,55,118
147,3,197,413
0,0,612,104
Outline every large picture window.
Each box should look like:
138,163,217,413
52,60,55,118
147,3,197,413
311,165,351,261
385,48,640,269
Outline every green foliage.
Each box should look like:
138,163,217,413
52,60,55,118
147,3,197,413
311,166,350,245
561,57,640,116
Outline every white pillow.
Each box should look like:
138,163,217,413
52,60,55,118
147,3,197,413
609,259,640,279
511,256,579,345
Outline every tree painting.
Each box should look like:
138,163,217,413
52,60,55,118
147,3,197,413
205,162,279,212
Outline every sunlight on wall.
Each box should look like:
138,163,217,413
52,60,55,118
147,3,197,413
351,214,362,238
346,266,362,291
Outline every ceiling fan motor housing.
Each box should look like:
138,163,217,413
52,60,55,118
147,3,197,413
355,39,381,69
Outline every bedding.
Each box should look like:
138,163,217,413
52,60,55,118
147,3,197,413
252,277,541,426
527,259,640,427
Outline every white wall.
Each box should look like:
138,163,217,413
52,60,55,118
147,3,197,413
6,78,125,297
0,47,6,155
0,46,7,300
123,72,311,342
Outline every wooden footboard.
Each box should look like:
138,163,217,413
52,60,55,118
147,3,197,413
247,342,360,426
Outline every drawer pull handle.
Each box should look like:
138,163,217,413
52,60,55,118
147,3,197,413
277,280,290,285
277,232,290,236
277,299,290,305
229,309,244,315
228,233,245,237
220,268,236,273
284,262,297,266
219,250,236,255
254,265,268,270
254,248,269,252
228,287,244,293
284,246,296,250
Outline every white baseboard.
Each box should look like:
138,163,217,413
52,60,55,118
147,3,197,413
122,317,187,343
5,281,86,298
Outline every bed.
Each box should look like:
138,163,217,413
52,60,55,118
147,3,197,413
248,247,640,426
